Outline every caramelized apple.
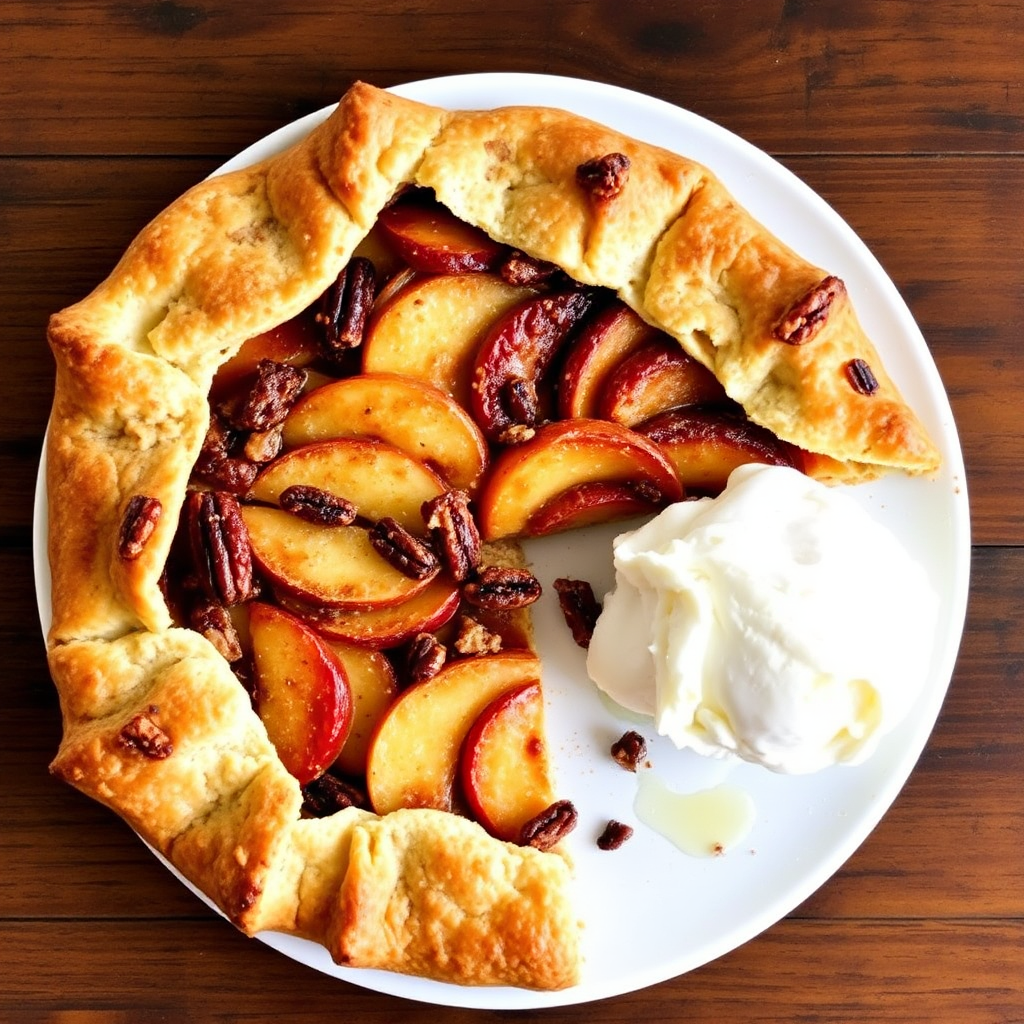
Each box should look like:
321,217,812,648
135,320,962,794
636,407,803,493
249,438,445,534
470,289,597,442
249,601,353,785
598,335,727,426
321,640,399,777
287,576,461,648
366,651,542,815
477,418,683,540
362,273,533,406
282,373,489,494
459,681,555,842
242,506,437,608
526,480,662,536
377,191,506,274
557,301,660,419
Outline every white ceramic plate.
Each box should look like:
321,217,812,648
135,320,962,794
34,73,970,1009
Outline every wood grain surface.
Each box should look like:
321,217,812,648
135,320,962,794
2,1,1021,1021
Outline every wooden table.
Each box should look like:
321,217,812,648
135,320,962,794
3,2,1022,1020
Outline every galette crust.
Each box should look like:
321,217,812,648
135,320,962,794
44,81,938,991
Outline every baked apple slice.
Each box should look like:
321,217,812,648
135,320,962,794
366,651,542,815
249,601,353,785
598,334,727,426
281,373,489,494
362,272,533,406
377,190,507,273
286,576,461,648
459,681,555,842
477,418,683,540
636,407,804,493
470,289,597,442
557,301,660,418
526,480,662,536
242,506,437,608
249,437,445,533
321,640,400,777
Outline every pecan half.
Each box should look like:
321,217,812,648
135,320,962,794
406,632,448,684
844,357,880,395
118,495,162,560
187,490,256,606
452,614,503,656
316,257,377,358
462,565,542,610
576,152,630,201
552,577,601,648
228,359,307,431
502,375,539,428
280,485,358,527
118,706,173,759
597,820,634,851
192,414,258,494
773,275,846,345
301,773,368,817
421,490,481,583
243,424,284,464
368,517,439,580
499,249,563,288
611,730,647,772
189,596,243,662
519,799,578,851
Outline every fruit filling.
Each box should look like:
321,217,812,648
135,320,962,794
160,187,805,846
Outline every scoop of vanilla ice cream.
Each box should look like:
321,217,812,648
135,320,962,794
586,464,939,774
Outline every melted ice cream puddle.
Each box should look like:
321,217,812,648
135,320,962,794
635,772,756,857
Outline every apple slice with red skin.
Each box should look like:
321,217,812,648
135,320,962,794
210,312,321,401
284,575,461,648
526,480,663,536
635,407,804,494
366,651,542,815
470,288,598,443
321,639,399,777
477,418,683,540
282,373,489,494
459,681,555,842
249,601,353,785
249,437,445,534
362,273,534,407
599,334,727,427
377,191,506,274
242,506,437,609
557,301,661,419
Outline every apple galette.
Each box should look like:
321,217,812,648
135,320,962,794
43,82,939,991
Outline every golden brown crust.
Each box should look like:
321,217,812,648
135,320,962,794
44,81,939,991
416,101,939,478
332,810,578,989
